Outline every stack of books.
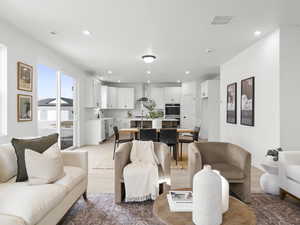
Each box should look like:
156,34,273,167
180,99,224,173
167,190,193,212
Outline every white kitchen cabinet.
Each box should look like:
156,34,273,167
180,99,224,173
85,79,101,108
108,86,118,108
201,81,209,98
164,87,181,103
85,120,105,145
117,88,134,109
150,87,165,109
102,86,134,109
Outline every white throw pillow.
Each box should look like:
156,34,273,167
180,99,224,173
25,143,65,185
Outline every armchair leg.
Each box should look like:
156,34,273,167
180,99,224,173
113,141,117,160
280,188,287,200
83,191,87,201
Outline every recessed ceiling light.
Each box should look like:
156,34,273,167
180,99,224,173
211,16,233,25
205,48,214,53
82,30,91,36
177,80,181,83
147,80,151,83
185,70,190,75
50,31,57,35
146,70,151,74
118,80,121,83
254,30,261,36
107,70,112,74
142,55,156,64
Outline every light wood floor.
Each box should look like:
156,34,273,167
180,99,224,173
76,138,264,194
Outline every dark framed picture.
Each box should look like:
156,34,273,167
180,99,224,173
17,94,32,122
227,82,237,124
241,77,255,126
17,62,33,92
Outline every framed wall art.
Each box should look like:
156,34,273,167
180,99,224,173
17,94,32,122
227,82,237,124
17,62,33,92
241,77,255,126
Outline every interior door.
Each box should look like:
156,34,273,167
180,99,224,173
181,95,196,128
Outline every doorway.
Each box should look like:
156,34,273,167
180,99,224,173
37,64,77,149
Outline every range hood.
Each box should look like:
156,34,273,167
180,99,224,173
137,83,151,102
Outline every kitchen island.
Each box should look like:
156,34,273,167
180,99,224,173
130,118,179,128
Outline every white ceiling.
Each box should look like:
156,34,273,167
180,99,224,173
0,0,298,82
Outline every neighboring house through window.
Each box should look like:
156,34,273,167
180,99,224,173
0,44,7,136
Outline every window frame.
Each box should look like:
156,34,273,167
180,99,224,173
0,44,7,136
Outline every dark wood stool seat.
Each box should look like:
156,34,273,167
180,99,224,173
113,126,133,159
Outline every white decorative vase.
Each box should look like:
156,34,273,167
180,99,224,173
152,119,162,129
193,165,222,225
213,170,229,213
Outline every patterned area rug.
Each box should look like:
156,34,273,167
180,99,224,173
60,193,300,225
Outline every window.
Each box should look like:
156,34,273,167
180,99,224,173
0,44,7,136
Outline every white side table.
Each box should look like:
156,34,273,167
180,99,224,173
260,158,279,195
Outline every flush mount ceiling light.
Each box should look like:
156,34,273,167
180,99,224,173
254,30,261,37
82,30,91,36
142,55,156,64
118,80,121,83
147,80,151,83
146,70,151,74
107,70,112,74
177,80,181,83
185,70,190,75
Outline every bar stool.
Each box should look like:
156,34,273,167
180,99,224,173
178,127,200,160
159,129,178,165
113,126,133,159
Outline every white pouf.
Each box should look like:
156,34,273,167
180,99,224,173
214,170,229,213
260,160,280,195
260,173,280,195
193,165,222,225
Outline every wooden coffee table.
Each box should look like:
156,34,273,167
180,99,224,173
153,189,256,225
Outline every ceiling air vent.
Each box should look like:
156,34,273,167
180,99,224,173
211,16,233,25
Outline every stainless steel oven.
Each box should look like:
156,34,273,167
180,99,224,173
165,104,180,117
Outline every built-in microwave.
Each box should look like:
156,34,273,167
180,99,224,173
165,104,180,117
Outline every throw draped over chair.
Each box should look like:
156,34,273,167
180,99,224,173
139,129,158,142
113,126,133,159
159,129,178,165
188,142,251,203
114,142,171,203
178,126,200,160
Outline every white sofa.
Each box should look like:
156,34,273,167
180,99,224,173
279,151,300,200
0,143,88,225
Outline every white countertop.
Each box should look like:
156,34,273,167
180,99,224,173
130,118,178,121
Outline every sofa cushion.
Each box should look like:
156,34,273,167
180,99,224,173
54,166,86,192
0,214,26,225
11,133,59,182
25,143,65,185
211,163,245,180
0,144,17,182
286,165,300,183
0,182,67,225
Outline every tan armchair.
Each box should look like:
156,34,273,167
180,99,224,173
188,142,251,203
114,142,171,203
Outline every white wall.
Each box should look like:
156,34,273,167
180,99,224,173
220,30,280,166
0,19,88,145
280,26,300,151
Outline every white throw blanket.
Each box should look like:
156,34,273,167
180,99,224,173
123,140,160,202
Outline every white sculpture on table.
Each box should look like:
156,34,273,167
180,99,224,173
193,165,222,225
214,170,229,213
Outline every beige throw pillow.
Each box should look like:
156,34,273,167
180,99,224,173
25,143,65,185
